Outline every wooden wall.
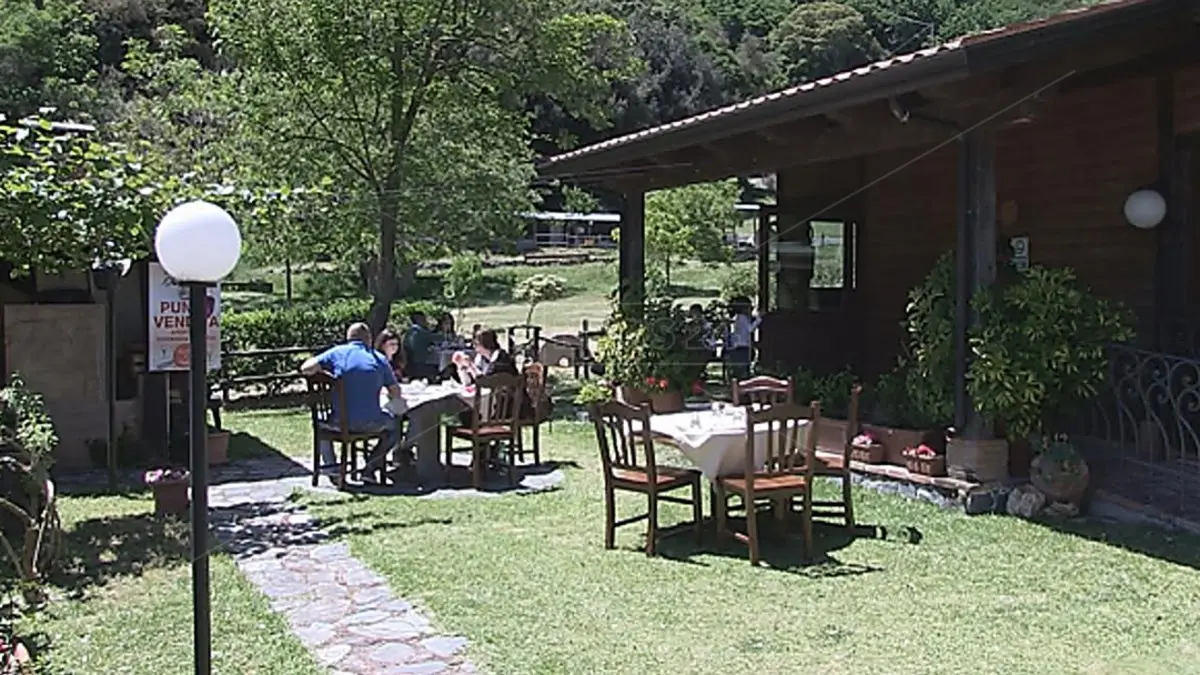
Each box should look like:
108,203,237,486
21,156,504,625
779,71,1173,378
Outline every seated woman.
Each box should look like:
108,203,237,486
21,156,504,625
435,313,458,342
374,328,407,382
454,329,523,432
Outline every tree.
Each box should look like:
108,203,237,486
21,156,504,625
443,253,485,327
642,179,741,285
0,114,170,274
210,0,636,331
513,274,568,325
768,2,884,86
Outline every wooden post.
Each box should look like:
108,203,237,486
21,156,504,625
1156,71,1187,344
619,189,646,317
954,128,997,439
756,209,771,312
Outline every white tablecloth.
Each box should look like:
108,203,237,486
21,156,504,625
648,410,810,479
380,383,491,420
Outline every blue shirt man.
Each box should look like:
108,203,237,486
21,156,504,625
301,322,401,477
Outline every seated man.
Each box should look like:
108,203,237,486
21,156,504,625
301,322,401,477
403,312,436,380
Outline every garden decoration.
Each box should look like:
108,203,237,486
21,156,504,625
1029,434,1090,505
145,468,191,518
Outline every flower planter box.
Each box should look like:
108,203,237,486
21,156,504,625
816,418,848,452
850,443,886,464
615,386,650,408
946,438,1009,482
863,424,927,465
207,430,231,465
648,390,685,414
906,456,946,477
149,478,190,518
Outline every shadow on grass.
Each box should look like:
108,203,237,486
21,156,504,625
656,520,907,576
1033,516,1200,570
50,510,190,598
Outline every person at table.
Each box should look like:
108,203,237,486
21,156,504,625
456,328,517,384
374,327,407,382
300,322,401,477
687,303,717,362
403,312,436,380
434,313,457,341
724,296,760,380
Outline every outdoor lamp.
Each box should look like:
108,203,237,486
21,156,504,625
1124,189,1167,230
154,199,242,675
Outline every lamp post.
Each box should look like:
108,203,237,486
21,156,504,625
154,200,242,675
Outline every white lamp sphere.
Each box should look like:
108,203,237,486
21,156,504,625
154,200,242,282
1123,189,1167,230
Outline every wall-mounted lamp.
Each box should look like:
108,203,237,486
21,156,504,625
1124,189,1167,230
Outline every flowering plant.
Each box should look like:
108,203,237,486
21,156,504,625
902,444,939,460
642,377,670,393
144,467,189,485
851,431,878,448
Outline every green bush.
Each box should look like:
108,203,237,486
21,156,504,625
218,298,444,393
719,265,757,301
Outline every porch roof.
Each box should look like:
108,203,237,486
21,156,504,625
538,0,1196,191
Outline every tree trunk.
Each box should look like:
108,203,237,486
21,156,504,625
367,196,399,334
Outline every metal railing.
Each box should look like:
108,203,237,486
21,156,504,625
1068,344,1200,521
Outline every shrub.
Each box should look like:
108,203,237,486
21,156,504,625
512,274,568,325
219,298,444,393
719,265,757,301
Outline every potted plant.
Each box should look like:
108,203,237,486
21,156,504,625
902,444,945,477
850,430,885,464
1029,434,1090,505
145,468,190,518
207,425,230,465
596,295,707,414
641,376,683,414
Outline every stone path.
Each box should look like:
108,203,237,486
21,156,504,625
208,457,481,674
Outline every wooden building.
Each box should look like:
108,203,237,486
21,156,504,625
539,0,1200,518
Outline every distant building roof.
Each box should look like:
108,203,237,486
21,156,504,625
521,211,622,223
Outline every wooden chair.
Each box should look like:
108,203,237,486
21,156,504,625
731,375,794,406
445,372,525,489
518,361,549,465
809,384,861,529
714,401,820,565
305,372,392,490
589,400,703,556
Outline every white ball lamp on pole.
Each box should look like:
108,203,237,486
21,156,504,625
1124,189,1167,230
153,199,241,675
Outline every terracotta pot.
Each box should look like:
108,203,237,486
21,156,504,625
863,424,926,465
207,430,231,465
850,443,886,464
616,386,650,408
149,478,190,518
946,438,1009,482
906,456,946,477
648,389,685,414
1030,447,1090,504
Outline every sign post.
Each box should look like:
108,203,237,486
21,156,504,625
148,263,222,372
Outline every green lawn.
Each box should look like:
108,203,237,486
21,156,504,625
20,492,322,675
227,408,1200,675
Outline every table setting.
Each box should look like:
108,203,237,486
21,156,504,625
648,403,810,479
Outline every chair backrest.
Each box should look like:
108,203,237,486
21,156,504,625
475,372,525,431
842,384,862,463
732,375,793,406
305,371,351,441
589,400,658,482
522,361,548,421
744,400,820,483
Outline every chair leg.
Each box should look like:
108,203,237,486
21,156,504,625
842,471,855,529
746,496,760,566
646,491,659,557
471,441,484,490
691,478,704,542
444,428,453,467
311,439,320,487
337,444,348,490
604,486,616,550
714,485,727,539
533,425,541,465
507,441,517,488
802,491,815,560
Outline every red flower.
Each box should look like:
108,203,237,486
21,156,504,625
644,377,656,386
658,378,668,388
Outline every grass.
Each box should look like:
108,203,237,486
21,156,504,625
19,492,321,675
226,408,1200,675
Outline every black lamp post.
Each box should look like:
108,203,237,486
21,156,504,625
154,200,242,675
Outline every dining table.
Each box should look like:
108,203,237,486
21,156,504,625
380,381,492,486
648,406,811,480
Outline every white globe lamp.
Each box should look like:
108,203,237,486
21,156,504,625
154,198,240,675
1123,189,1166,230
155,200,242,282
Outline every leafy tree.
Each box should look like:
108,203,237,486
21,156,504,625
211,0,636,330
513,274,569,325
443,253,485,327
768,2,884,86
643,179,740,285
0,0,104,119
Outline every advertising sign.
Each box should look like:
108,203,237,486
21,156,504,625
148,262,221,372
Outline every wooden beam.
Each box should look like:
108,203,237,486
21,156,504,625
618,190,645,316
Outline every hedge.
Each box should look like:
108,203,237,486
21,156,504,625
217,298,445,394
